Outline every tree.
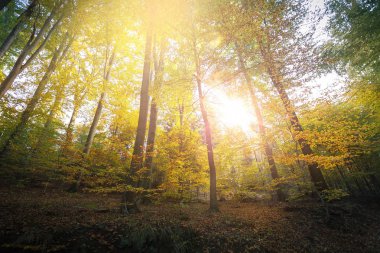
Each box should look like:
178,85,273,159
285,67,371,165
0,33,72,156
258,32,327,192
0,1,66,98
143,37,166,188
252,0,328,192
324,0,380,84
0,0,37,59
192,33,219,211
235,42,286,201
83,48,115,155
129,25,153,186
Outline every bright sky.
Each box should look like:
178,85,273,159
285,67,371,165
209,89,256,134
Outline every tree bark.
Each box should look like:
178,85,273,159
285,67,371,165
0,0,37,59
193,39,218,212
83,49,115,155
258,38,328,192
0,0,12,11
178,100,185,152
143,38,166,188
0,2,62,98
143,100,157,187
0,35,69,156
235,43,286,201
65,94,81,146
130,29,153,185
83,92,105,155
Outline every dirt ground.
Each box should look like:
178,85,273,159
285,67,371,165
0,188,379,253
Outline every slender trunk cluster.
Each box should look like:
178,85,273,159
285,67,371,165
0,0,37,59
0,1,65,99
0,34,71,156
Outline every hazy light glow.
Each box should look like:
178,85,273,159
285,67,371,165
211,90,255,133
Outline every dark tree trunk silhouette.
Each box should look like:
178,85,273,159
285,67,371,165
130,29,153,186
235,42,286,201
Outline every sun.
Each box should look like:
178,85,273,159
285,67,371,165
210,90,255,133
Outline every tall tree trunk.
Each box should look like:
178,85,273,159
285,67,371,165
65,95,81,147
235,43,286,201
0,0,12,11
0,2,62,98
0,35,69,156
193,39,218,212
143,38,166,188
178,100,185,152
83,92,105,155
144,100,157,188
74,48,115,192
0,0,37,59
258,38,328,192
83,49,115,155
130,29,153,185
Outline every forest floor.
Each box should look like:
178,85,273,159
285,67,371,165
0,188,380,253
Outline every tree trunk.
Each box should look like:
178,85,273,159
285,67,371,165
193,40,218,212
0,36,68,156
235,43,286,201
178,100,185,152
65,98,80,146
0,3,62,98
74,47,115,192
143,38,166,188
130,29,153,185
83,49,115,155
144,100,157,188
83,92,105,155
258,38,328,192
0,0,12,11
0,0,37,59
